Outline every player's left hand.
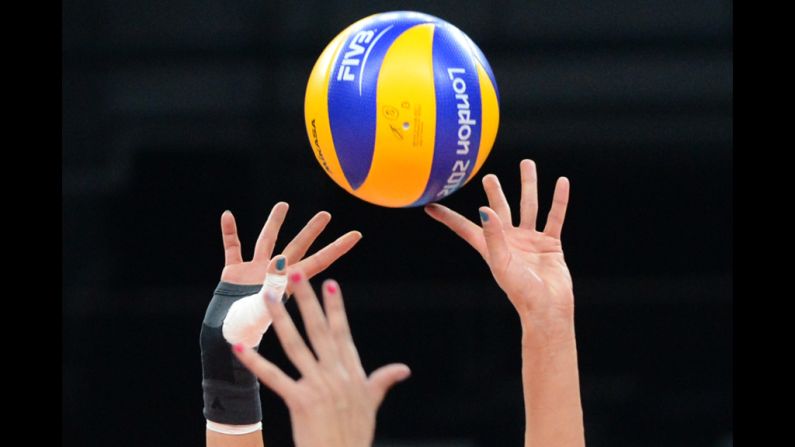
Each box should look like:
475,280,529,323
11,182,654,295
219,202,362,296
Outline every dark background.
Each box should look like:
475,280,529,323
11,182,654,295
62,1,732,446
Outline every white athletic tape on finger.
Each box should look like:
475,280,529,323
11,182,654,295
263,270,287,292
206,420,262,435
222,272,287,347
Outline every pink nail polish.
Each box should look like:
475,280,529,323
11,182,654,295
233,343,245,353
290,272,302,283
326,283,337,294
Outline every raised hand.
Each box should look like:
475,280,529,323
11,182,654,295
425,160,574,335
233,271,411,447
426,160,584,447
220,202,362,295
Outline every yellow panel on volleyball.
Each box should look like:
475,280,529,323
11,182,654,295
466,61,500,184
304,16,377,194
354,23,437,208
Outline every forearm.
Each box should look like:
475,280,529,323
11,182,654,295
519,312,585,447
202,282,268,447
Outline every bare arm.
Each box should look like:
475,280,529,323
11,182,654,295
519,312,583,446
425,159,585,447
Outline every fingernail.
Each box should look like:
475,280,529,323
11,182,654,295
233,343,245,353
275,257,286,271
266,289,281,303
325,282,337,294
479,210,489,222
290,272,302,283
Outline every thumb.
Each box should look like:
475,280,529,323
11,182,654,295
261,254,288,301
367,363,411,407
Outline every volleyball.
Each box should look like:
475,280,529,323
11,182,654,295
304,11,500,207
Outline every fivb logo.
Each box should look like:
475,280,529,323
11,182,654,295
335,25,394,89
336,29,376,82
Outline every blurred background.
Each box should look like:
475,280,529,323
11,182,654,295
62,1,732,446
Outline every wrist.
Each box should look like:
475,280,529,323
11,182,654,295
519,312,576,351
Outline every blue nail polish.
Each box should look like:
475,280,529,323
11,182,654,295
276,257,285,271
479,211,489,222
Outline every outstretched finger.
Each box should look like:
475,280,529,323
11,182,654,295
482,174,513,227
424,203,487,257
253,202,290,262
322,280,365,378
543,177,570,239
293,231,362,281
221,210,243,266
518,159,539,230
282,211,332,264
479,207,511,271
289,271,338,365
263,282,321,378
232,344,298,401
